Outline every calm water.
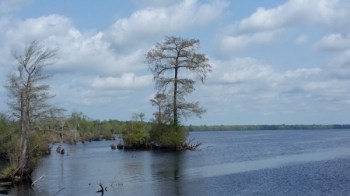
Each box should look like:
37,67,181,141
8,129,350,195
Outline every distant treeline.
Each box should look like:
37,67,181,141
188,124,350,132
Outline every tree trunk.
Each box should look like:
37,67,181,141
18,133,28,172
18,89,30,175
5,40,58,180
173,66,178,127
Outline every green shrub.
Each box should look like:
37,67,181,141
150,123,187,147
4,134,21,166
102,131,114,140
28,132,51,167
2,165,16,176
122,121,149,146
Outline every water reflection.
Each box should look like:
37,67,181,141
7,130,350,195
151,152,184,196
7,182,35,196
59,153,64,188
121,152,151,183
184,147,350,179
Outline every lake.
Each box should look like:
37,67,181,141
7,129,350,195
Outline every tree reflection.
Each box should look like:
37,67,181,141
151,152,184,195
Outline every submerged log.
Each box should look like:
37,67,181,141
56,145,61,153
31,174,45,187
117,143,124,150
56,145,65,155
180,142,201,151
110,144,117,150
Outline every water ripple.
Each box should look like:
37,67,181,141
184,147,350,179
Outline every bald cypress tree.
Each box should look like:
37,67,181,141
5,40,58,177
147,36,211,147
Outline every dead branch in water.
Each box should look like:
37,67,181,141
31,174,46,187
54,187,65,196
96,183,105,195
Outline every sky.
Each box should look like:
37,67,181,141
1,0,350,125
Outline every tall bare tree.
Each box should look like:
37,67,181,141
5,40,58,175
147,36,212,126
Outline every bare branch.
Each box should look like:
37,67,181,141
4,40,60,172
147,36,211,126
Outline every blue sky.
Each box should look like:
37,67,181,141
1,0,350,125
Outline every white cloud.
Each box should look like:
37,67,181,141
0,12,154,112
211,57,279,84
0,14,149,75
220,0,346,52
2,0,350,124
329,49,350,78
220,30,281,51
3,14,73,46
238,0,340,33
106,0,228,47
284,68,321,78
51,73,153,108
316,33,350,51
207,58,280,102
199,56,350,124
91,73,152,90
302,80,348,93
207,57,332,106
334,50,350,65
51,32,147,75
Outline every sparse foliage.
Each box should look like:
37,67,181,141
150,93,171,124
5,40,58,175
147,36,211,126
147,36,211,147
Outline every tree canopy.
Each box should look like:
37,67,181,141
147,36,212,126
5,40,58,175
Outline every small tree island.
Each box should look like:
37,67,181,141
119,36,212,151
